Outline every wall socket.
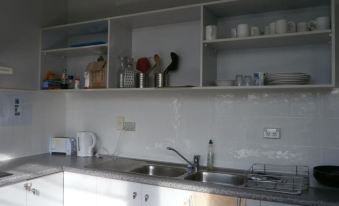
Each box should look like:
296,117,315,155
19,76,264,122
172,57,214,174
123,122,136,131
116,116,136,131
264,128,281,139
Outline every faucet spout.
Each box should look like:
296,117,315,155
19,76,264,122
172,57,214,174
166,147,199,172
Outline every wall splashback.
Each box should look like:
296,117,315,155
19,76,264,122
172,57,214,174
0,92,66,160
65,90,339,178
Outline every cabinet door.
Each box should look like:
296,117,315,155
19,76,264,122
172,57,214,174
97,177,141,206
142,185,192,206
0,182,26,206
261,201,299,206
189,192,241,206
27,173,63,206
64,172,97,206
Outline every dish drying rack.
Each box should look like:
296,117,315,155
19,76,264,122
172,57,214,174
245,163,309,195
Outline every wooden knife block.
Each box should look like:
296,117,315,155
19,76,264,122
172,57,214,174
87,60,107,88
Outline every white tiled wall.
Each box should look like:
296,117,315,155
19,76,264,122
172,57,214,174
0,92,66,160
64,89,339,186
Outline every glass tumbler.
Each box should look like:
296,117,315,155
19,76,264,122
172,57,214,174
235,75,244,86
244,75,253,86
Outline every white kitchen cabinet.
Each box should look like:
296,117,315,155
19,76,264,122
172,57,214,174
26,173,63,206
64,172,97,206
66,172,301,206
0,182,26,206
0,172,63,206
141,184,192,206
261,201,299,206
97,177,141,206
97,177,192,206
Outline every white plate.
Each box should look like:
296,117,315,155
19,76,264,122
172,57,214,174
267,78,310,81
268,82,309,85
266,79,310,82
268,79,309,82
267,74,310,77
267,72,309,76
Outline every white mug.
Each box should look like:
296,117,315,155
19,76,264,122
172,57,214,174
287,21,296,33
250,26,260,36
308,16,330,31
269,22,276,35
317,16,330,30
237,24,250,37
205,25,217,40
276,19,288,34
297,22,308,32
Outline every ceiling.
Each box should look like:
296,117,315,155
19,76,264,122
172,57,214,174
67,0,216,22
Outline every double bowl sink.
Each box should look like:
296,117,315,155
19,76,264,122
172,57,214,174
129,164,246,187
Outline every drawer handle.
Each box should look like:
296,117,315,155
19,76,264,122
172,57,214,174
133,192,137,199
32,188,40,196
24,183,32,191
144,194,149,202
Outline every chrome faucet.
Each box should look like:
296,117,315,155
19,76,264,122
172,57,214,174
166,147,200,173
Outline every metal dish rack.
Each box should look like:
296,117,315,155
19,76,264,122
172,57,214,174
245,163,309,195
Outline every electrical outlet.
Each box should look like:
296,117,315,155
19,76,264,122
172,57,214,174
116,116,125,130
264,128,281,139
123,122,136,131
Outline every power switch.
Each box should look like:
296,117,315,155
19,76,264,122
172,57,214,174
264,128,281,139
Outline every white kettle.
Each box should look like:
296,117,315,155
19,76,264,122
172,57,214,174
76,131,97,157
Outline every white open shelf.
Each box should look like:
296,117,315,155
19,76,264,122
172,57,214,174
110,5,201,29
38,0,337,92
198,84,334,90
203,30,332,50
204,0,330,18
41,44,108,56
39,84,334,93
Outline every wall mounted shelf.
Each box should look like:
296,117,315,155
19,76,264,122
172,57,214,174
39,0,338,92
203,30,332,50
41,44,108,57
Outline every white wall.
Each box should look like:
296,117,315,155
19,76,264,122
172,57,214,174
64,89,339,185
0,0,67,90
0,91,66,160
0,0,67,159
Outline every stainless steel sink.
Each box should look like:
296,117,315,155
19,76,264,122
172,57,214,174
184,171,246,186
130,165,187,177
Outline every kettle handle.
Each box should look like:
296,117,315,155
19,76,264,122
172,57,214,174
89,133,97,151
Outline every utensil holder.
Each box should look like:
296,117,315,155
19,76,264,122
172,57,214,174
136,72,148,88
154,73,168,88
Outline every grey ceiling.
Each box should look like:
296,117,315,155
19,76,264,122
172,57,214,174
67,0,216,22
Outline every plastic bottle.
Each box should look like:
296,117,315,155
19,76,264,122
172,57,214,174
117,56,126,88
61,68,68,89
207,139,214,170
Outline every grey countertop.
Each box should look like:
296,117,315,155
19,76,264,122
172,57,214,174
0,154,338,206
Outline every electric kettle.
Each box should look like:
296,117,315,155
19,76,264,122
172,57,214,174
76,131,97,157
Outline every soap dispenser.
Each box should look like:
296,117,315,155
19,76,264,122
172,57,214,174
207,139,214,170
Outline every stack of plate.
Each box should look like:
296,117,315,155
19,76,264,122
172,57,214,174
266,73,311,85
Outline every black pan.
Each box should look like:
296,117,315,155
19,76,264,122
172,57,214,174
313,166,339,187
